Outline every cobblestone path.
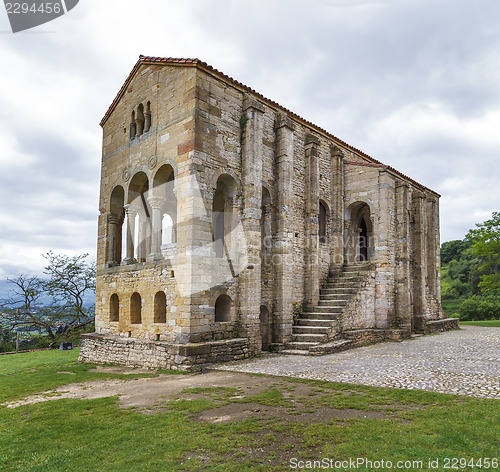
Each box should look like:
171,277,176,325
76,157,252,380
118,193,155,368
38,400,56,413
216,326,499,399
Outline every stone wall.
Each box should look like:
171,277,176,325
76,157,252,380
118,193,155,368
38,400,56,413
79,333,250,371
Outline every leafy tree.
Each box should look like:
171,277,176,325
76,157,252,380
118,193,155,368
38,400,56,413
1,253,95,347
466,211,500,293
441,239,472,264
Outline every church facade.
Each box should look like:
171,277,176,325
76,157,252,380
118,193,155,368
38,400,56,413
79,56,457,370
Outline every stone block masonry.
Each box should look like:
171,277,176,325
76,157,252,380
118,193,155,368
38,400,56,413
80,56,456,370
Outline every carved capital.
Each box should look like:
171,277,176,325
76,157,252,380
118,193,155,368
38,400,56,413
107,212,120,225
123,204,138,217
147,196,165,210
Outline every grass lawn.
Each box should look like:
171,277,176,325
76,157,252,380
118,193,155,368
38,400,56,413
460,320,500,327
0,350,499,471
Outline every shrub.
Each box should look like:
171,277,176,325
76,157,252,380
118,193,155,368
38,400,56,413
459,294,500,321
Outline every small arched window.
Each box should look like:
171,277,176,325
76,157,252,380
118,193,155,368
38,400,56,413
110,294,119,322
130,292,142,324
144,101,151,133
215,294,232,322
136,103,145,136
154,291,166,323
319,201,327,243
130,111,136,140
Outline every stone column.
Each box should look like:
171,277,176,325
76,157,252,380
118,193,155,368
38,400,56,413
239,96,265,352
304,134,320,311
330,145,345,271
123,204,137,264
147,196,165,262
106,212,120,266
395,182,412,330
274,114,295,344
412,191,428,330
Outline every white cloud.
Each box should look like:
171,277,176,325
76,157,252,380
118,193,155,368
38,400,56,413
0,0,499,279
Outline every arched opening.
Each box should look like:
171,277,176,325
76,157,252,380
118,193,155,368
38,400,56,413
130,111,136,140
213,174,238,259
215,294,232,322
346,202,373,263
136,103,145,136
259,305,271,351
109,294,119,322
161,214,173,245
319,200,328,244
153,165,177,257
154,291,166,323
108,186,125,265
130,292,142,324
127,172,150,263
144,101,151,133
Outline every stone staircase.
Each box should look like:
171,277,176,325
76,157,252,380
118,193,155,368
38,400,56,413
282,263,372,355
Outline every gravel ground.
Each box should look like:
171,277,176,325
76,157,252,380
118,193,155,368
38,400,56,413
216,326,500,399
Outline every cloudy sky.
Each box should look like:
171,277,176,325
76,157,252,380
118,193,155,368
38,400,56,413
0,0,499,280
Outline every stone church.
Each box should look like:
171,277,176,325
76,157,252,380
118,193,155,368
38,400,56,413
79,56,458,370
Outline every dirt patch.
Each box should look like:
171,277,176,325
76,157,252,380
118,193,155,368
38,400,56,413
3,369,410,426
195,402,389,424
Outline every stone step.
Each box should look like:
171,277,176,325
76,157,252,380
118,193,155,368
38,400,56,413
320,295,353,302
280,349,310,356
285,341,319,350
292,333,328,343
309,339,353,355
318,299,349,306
302,312,342,320
297,318,336,327
325,281,363,287
321,287,357,293
293,326,329,335
311,306,344,313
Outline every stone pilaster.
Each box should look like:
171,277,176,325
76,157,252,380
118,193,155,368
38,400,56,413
395,182,412,330
147,196,165,262
375,169,396,328
426,196,439,299
304,134,320,310
412,191,428,330
330,145,344,270
239,96,265,352
273,114,295,344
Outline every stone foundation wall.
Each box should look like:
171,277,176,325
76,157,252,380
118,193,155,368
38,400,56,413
424,318,460,333
79,333,250,371
341,269,377,331
343,328,410,347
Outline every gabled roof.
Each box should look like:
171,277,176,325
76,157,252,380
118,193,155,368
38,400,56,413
101,55,439,197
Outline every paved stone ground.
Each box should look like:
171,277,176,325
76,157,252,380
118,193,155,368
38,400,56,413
216,326,500,399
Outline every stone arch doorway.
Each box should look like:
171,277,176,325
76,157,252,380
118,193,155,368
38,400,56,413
346,202,373,263
259,305,271,351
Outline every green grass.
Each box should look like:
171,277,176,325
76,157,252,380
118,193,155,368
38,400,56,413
0,350,499,471
460,320,500,327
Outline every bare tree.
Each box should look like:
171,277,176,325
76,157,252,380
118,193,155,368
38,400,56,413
1,253,96,347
